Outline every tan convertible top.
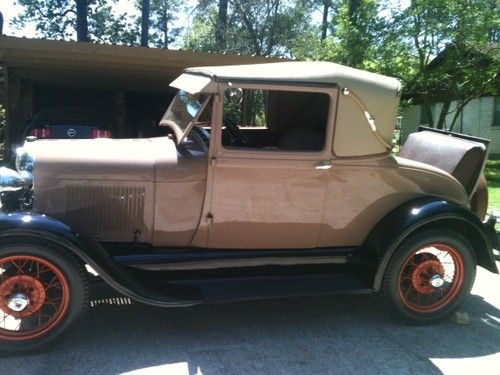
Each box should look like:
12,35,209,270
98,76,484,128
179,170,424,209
170,61,402,157
183,61,400,93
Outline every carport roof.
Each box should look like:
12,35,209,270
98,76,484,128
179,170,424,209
0,36,274,92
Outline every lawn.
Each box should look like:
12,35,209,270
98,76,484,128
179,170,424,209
485,159,500,213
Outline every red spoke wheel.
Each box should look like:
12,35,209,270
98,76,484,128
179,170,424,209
0,242,88,352
383,230,475,323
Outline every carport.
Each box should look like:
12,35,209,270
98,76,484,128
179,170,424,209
0,36,269,158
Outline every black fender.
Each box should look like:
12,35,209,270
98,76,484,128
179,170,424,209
362,197,499,292
0,212,201,307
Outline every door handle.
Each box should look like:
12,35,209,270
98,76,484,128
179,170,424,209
315,160,332,170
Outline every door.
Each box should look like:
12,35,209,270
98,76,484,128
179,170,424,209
204,85,336,249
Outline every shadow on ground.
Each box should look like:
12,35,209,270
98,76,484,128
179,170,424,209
1,282,499,375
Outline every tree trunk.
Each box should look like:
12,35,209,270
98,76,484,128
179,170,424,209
435,100,451,130
0,11,4,35
422,97,434,128
346,0,363,67
163,5,168,49
75,0,88,42
216,0,228,50
449,99,472,132
141,0,151,47
321,1,330,40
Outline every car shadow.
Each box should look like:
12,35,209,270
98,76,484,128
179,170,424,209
1,287,499,375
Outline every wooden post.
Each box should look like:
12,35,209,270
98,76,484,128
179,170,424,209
6,73,34,157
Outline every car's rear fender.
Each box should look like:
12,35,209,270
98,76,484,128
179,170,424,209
362,197,499,292
0,212,200,306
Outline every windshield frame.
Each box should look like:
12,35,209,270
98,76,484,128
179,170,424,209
160,90,211,144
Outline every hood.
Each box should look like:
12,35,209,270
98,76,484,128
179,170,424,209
21,137,178,182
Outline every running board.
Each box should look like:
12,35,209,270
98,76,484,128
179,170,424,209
111,247,357,272
172,272,373,303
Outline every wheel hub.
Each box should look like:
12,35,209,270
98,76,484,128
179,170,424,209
411,259,445,294
7,292,30,312
0,275,46,317
430,274,445,288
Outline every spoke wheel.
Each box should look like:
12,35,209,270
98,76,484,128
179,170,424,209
0,242,88,352
383,230,475,323
0,255,70,340
398,244,464,313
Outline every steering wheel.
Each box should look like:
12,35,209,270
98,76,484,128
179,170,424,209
190,126,210,148
223,117,252,147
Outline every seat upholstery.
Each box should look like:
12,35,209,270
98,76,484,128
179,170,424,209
277,128,324,151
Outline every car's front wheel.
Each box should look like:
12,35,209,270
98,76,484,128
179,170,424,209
383,230,476,323
0,242,88,352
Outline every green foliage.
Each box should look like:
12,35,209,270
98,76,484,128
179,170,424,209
184,0,313,56
485,160,500,187
149,0,183,48
485,160,500,213
10,0,499,129
334,0,378,67
368,0,499,130
13,0,138,44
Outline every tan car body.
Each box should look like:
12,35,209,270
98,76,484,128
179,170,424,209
2,62,498,350
23,62,469,250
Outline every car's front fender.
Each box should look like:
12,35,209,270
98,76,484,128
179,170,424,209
362,197,499,292
0,212,200,306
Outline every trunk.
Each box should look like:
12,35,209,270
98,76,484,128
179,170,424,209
215,0,228,50
435,100,451,130
321,1,330,40
421,97,434,128
449,100,471,132
75,0,88,42
141,0,151,47
0,11,4,35
163,6,168,49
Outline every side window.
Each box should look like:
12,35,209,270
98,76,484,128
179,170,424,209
222,88,330,151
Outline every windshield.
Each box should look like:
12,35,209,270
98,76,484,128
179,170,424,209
160,90,210,143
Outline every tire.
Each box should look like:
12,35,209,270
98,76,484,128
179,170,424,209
383,230,476,324
0,242,89,352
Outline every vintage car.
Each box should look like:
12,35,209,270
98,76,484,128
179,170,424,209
0,61,498,352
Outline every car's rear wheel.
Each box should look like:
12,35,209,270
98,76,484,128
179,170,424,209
383,230,476,323
0,243,88,352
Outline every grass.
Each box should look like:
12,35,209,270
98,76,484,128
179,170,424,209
485,160,500,213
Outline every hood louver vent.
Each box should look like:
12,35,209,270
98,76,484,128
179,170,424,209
66,185,145,235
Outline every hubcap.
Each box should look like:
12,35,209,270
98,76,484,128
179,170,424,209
0,275,46,317
0,255,70,340
411,259,445,294
430,274,445,288
7,293,29,312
